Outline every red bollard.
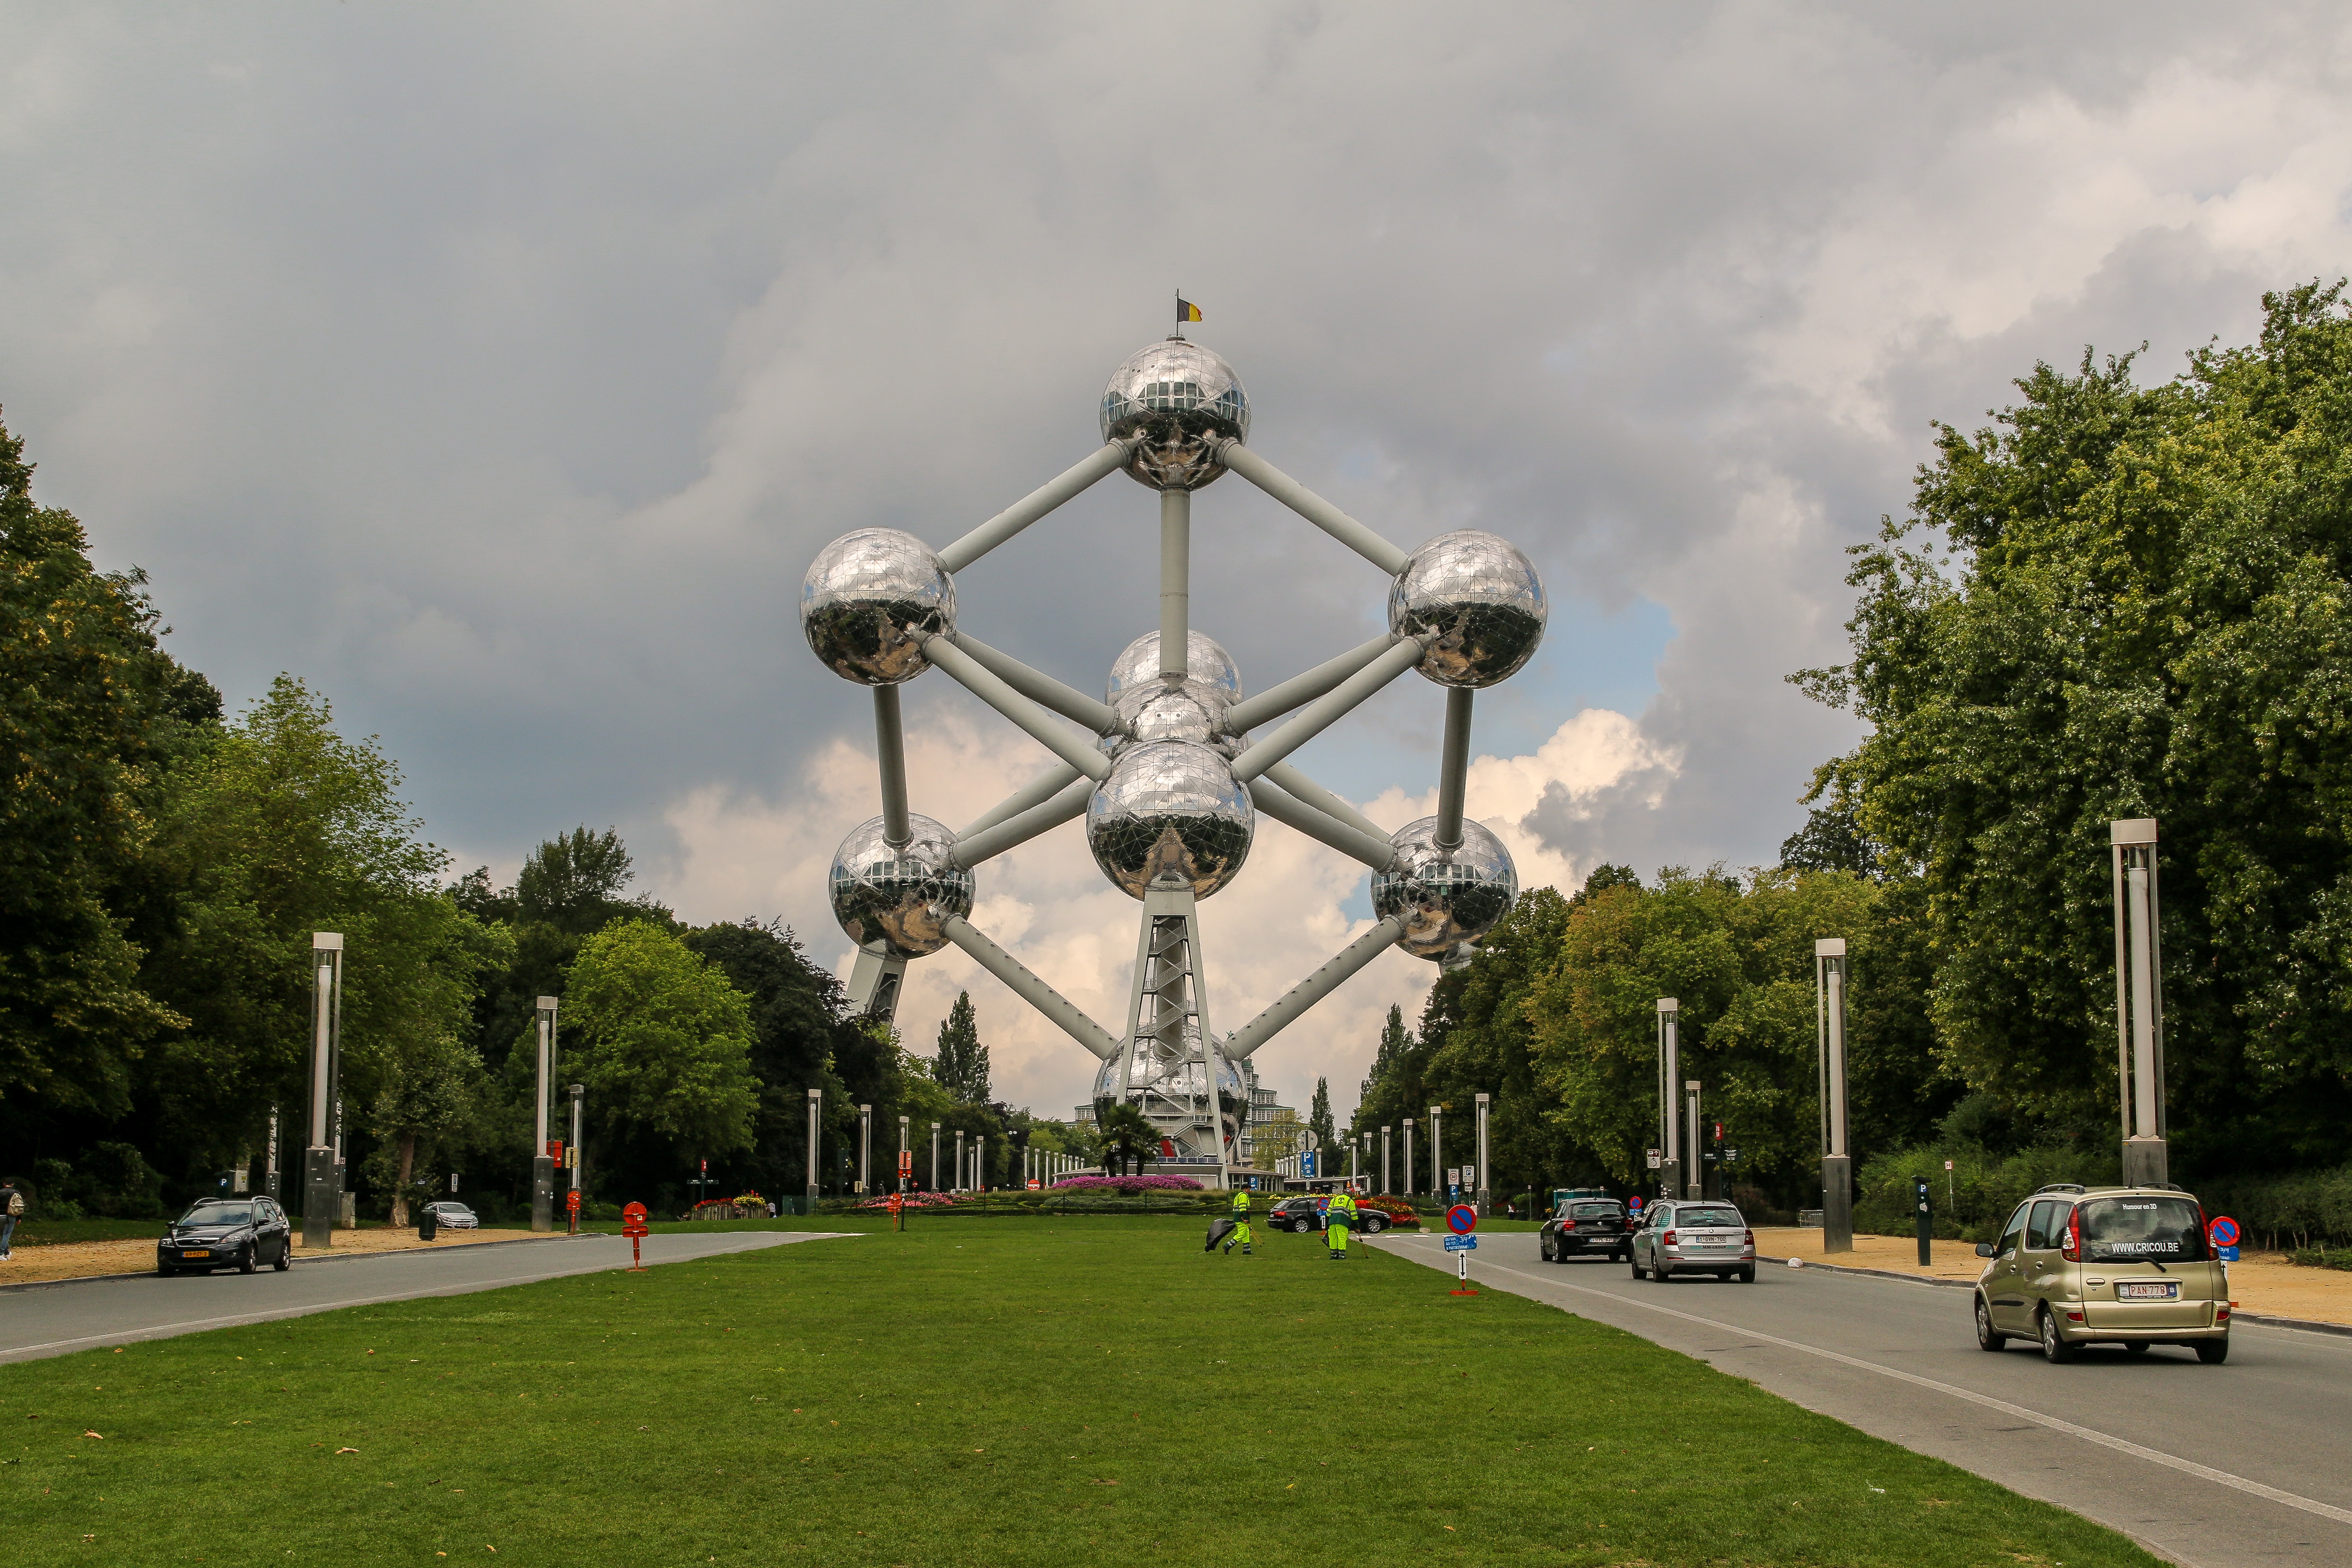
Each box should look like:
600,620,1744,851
622,1201,648,1272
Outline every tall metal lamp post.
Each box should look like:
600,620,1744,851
531,995,558,1233
858,1104,872,1196
1815,940,1852,1252
805,1088,822,1212
1428,1105,1444,1199
898,1115,910,1194
930,1122,941,1191
1401,1118,1415,1197
1655,999,1681,1205
1684,1081,1703,1201
568,1083,584,1232
2112,819,2168,1187
1381,1126,1392,1193
303,933,344,1251
1473,1092,1492,1216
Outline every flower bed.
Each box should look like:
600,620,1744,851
1357,1195,1422,1226
1050,1174,1204,1194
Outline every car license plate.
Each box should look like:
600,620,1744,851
181,1250,211,1259
2116,1281,2179,1301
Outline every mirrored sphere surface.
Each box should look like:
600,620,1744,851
1105,630,1242,704
1370,816,1518,959
1085,741,1255,899
1388,529,1547,688
827,814,973,958
1094,1048,1243,1106
1115,680,1244,758
800,528,956,685
1099,340,1249,490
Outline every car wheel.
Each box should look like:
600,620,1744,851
1737,1266,1756,1283
238,1245,258,1275
273,1240,291,1271
2195,1338,2230,1365
1654,1259,1673,1283
155,1262,173,1277
1974,1297,2006,1351
1629,1249,1645,1280
2037,1306,2077,1364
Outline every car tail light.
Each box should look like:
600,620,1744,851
2215,1307,2231,1322
1662,1229,1678,1246
2062,1207,2082,1262
2066,1309,2085,1323
1743,1229,1755,1245
1563,1219,1576,1230
2197,1201,2212,1258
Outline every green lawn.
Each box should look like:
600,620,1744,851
4,1216,2158,1567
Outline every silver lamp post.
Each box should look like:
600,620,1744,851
266,1105,281,1203
805,1088,822,1212
1401,1118,1415,1197
1380,1126,1392,1193
1684,1081,1703,1201
568,1084,584,1227
858,1104,872,1196
931,1122,941,1191
1473,1092,1492,1216
1814,941,1852,1252
955,1129,967,1193
1655,999,1681,1205
976,1134,987,1192
531,995,558,1233
2112,819,2169,1187
302,934,344,1250
1428,1105,1444,1201
898,1115,910,1193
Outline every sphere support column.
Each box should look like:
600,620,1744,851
1159,489,1190,682
1112,888,1232,1190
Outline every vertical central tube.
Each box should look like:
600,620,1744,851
1662,1014,1680,1165
311,962,334,1146
534,1014,551,1148
1685,1083,1702,1199
1435,688,1473,849
2127,863,2158,1137
874,685,912,849
1827,966,1848,1158
1159,488,1190,681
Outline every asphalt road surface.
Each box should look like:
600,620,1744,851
1374,1229,2352,1568
0,1230,846,1366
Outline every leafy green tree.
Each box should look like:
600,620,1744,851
365,1032,484,1226
932,992,991,1104
563,920,759,1161
1797,281,2352,1174
1308,1075,1336,1159
1093,1100,1159,1177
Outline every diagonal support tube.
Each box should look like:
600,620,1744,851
1264,760,1388,845
937,440,1135,573
921,633,1111,782
1226,917,1408,1060
874,685,913,848
1223,633,1400,734
957,761,1083,841
1216,442,1412,576
950,634,1117,732
1229,635,1430,784
953,775,1093,867
1435,687,1473,850
1247,779,1398,872
939,912,1119,1061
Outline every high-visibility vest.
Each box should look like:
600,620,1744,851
1328,1194,1357,1224
1232,1191,1251,1216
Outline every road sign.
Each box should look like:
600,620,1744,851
566,1189,580,1214
2209,1215,2241,1249
1443,1235,1478,1252
1943,1159,1955,1171
1724,1147,1739,1160
1446,1204,1478,1235
1628,1194,1644,1211
899,1150,913,1176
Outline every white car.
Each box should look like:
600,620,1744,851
424,1201,480,1230
1631,1200,1756,1283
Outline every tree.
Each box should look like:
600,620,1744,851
1094,1101,1159,1176
1252,1108,1305,1169
366,1032,482,1226
933,992,991,1104
1308,1076,1336,1158
1796,281,2352,1175
564,920,759,1159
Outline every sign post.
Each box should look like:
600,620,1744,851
622,1201,648,1271
1444,1203,1479,1295
1911,1174,1931,1266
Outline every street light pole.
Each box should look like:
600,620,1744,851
1381,1126,1392,1194
1402,1118,1415,1198
1684,1080,1702,1202
2111,819,2169,1187
1473,1093,1491,1217
532,995,558,1233
955,1129,966,1193
898,1115,910,1194
931,1122,941,1191
1815,941,1852,1252
568,1083,584,1233
1656,999,1681,1207
1428,1104,1443,1202
805,1088,821,1213
858,1104,872,1196
303,933,343,1251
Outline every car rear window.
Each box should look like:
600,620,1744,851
1674,1207,1741,1228
1571,1204,1621,1219
2078,1197,2208,1262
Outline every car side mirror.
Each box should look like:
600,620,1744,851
1974,1242,1994,1258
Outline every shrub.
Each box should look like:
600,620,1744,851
1853,1141,2118,1242
1050,1174,1203,1194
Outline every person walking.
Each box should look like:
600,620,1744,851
0,1176,22,1260
1325,1186,1357,1261
1222,1187,1254,1256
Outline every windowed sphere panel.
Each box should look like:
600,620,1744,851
1099,340,1250,490
800,528,956,685
1115,679,1244,758
1388,529,1547,688
1370,816,1518,959
827,814,973,958
1085,740,1255,899
1105,630,1243,705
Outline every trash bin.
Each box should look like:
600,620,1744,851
419,1206,438,1242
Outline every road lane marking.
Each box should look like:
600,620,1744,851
0,1233,848,1363
1380,1234,2352,1530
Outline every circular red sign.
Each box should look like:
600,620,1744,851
2209,1215,2240,1248
1446,1204,1478,1235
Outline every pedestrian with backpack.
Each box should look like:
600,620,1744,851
0,1177,23,1260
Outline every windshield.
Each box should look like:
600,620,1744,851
1673,1207,1742,1228
2078,1197,2208,1263
180,1204,252,1226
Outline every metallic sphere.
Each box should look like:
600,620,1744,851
1085,740,1255,899
800,529,956,685
1370,816,1518,960
1105,630,1242,705
1094,1048,1244,1107
827,814,974,959
1388,529,1547,688
1099,340,1250,491
1116,680,1245,758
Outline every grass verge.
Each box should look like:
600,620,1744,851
5,1216,2159,1566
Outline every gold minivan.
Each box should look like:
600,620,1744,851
1972,1184,2231,1364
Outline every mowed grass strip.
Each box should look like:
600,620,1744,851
5,1216,2159,1567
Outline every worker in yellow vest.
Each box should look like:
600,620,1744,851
1223,1187,1253,1256
1325,1187,1358,1260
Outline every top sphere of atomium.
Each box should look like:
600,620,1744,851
1388,529,1547,688
800,528,956,685
1370,816,1518,959
828,813,973,959
1100,340,1250,491
1086,739,1255,899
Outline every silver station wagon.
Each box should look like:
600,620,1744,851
1973,1183,2231,1364
1630,1200,1757,1283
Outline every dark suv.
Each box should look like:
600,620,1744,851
1540,1198,1630,1263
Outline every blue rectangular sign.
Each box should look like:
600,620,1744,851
1442,1235,1478,1252
2219,1244,2241,1262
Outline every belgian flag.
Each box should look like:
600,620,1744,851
1176,296,1203,324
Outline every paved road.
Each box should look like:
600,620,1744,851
1374,1230,2352,1568
0,1230,847,1366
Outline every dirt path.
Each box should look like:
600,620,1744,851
1,1226,554,1287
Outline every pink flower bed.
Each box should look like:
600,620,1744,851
1050,1174,1204,1194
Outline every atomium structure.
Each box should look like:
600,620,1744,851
801,333,1546,1185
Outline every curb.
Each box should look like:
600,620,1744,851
1761,1253,2352,1340
0,1231,589,1295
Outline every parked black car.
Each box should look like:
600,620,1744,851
158,1198,293,1276
1539,1197,1630,1263
1267,1196,1392,1234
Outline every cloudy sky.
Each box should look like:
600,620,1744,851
7,3,2348,1123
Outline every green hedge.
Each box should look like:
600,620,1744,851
2195,1164,2352,1252
1852,1142,2119,1243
